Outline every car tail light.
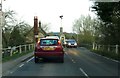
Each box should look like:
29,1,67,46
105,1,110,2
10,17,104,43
35,42,41,51
58,40,60,44
54,45,63,52
37,40,40,44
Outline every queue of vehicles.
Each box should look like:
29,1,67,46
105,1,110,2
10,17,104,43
34,36,64,63
34,35,77,63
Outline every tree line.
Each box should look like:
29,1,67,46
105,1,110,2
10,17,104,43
72,2,120,46
92,2,120,45
2,9,50,48
2,9,33,48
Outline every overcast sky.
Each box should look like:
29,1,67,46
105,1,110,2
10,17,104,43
3,0,96,33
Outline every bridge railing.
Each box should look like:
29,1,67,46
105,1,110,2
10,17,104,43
81,43,120,60
92,43,119,55
2,44,35,58
80,43,119,55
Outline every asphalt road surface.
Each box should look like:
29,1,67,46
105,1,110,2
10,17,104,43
3,47,120,78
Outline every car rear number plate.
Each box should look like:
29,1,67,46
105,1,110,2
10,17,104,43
43,47,54,50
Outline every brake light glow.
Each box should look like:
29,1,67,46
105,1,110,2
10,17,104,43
58,40,61,44
37,40,40,44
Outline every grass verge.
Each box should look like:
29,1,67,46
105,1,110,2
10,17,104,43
2,50,33,63
91,49,120,61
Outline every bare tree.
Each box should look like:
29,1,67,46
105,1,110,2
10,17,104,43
72,14,101,44
41,23,50,33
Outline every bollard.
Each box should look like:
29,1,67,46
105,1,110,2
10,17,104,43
7,47,12,56
95,44,97,50
29,44,31,51
93,42,95,50
10,49,13,56
98,45,100,50
116,45,118,54
108,45,110,52
19,45,22,54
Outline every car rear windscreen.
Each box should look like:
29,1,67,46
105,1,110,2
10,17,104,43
66,40,76,43
40,39,58,46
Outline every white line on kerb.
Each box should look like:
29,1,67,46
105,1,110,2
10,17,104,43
26,57,34,63
80,68,89,78
89,51,119,63
19,64,24,68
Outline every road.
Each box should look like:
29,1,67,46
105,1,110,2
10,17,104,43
2,47,119,78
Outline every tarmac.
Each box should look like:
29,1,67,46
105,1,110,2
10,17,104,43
2,52,34,75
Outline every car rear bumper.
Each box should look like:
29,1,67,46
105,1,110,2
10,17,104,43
34,52,64,57
67,45,77,47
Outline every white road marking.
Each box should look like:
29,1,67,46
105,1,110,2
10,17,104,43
88,50,119,63
80,68,89,78
102,56,119,63
111,59,119,63
26,57,34,63
65,51,76,63
72,59,76,63
19,64,24,68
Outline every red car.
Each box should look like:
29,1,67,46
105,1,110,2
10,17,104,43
34,37,64,63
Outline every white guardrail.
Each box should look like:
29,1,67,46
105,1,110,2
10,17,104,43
2,44,35,57
92,43,119,54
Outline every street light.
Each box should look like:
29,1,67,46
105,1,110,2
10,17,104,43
59,15,63,27
0,0,4,70
59,15,63,19
0,0,5,26
0,0,3,77
59,15,63,33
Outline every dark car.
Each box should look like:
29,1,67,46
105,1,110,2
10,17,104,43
34,37,64,63
65,39,77,48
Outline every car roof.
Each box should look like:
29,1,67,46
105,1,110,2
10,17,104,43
40,36,59,40
45,36,60,39
65,39,76,41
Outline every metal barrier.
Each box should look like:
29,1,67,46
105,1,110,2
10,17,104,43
2,44,35,58
92,43,119,55
80,43,119,55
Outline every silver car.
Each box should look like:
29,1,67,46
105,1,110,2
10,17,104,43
65,39,77,48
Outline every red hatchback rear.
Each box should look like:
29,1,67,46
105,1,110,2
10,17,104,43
34,37,64,63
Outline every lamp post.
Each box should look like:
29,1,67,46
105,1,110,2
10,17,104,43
59,15,63,27
59,15,63,34
0,0,3,55
0,0,4,77
59,15,65,45
0,0,5,49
